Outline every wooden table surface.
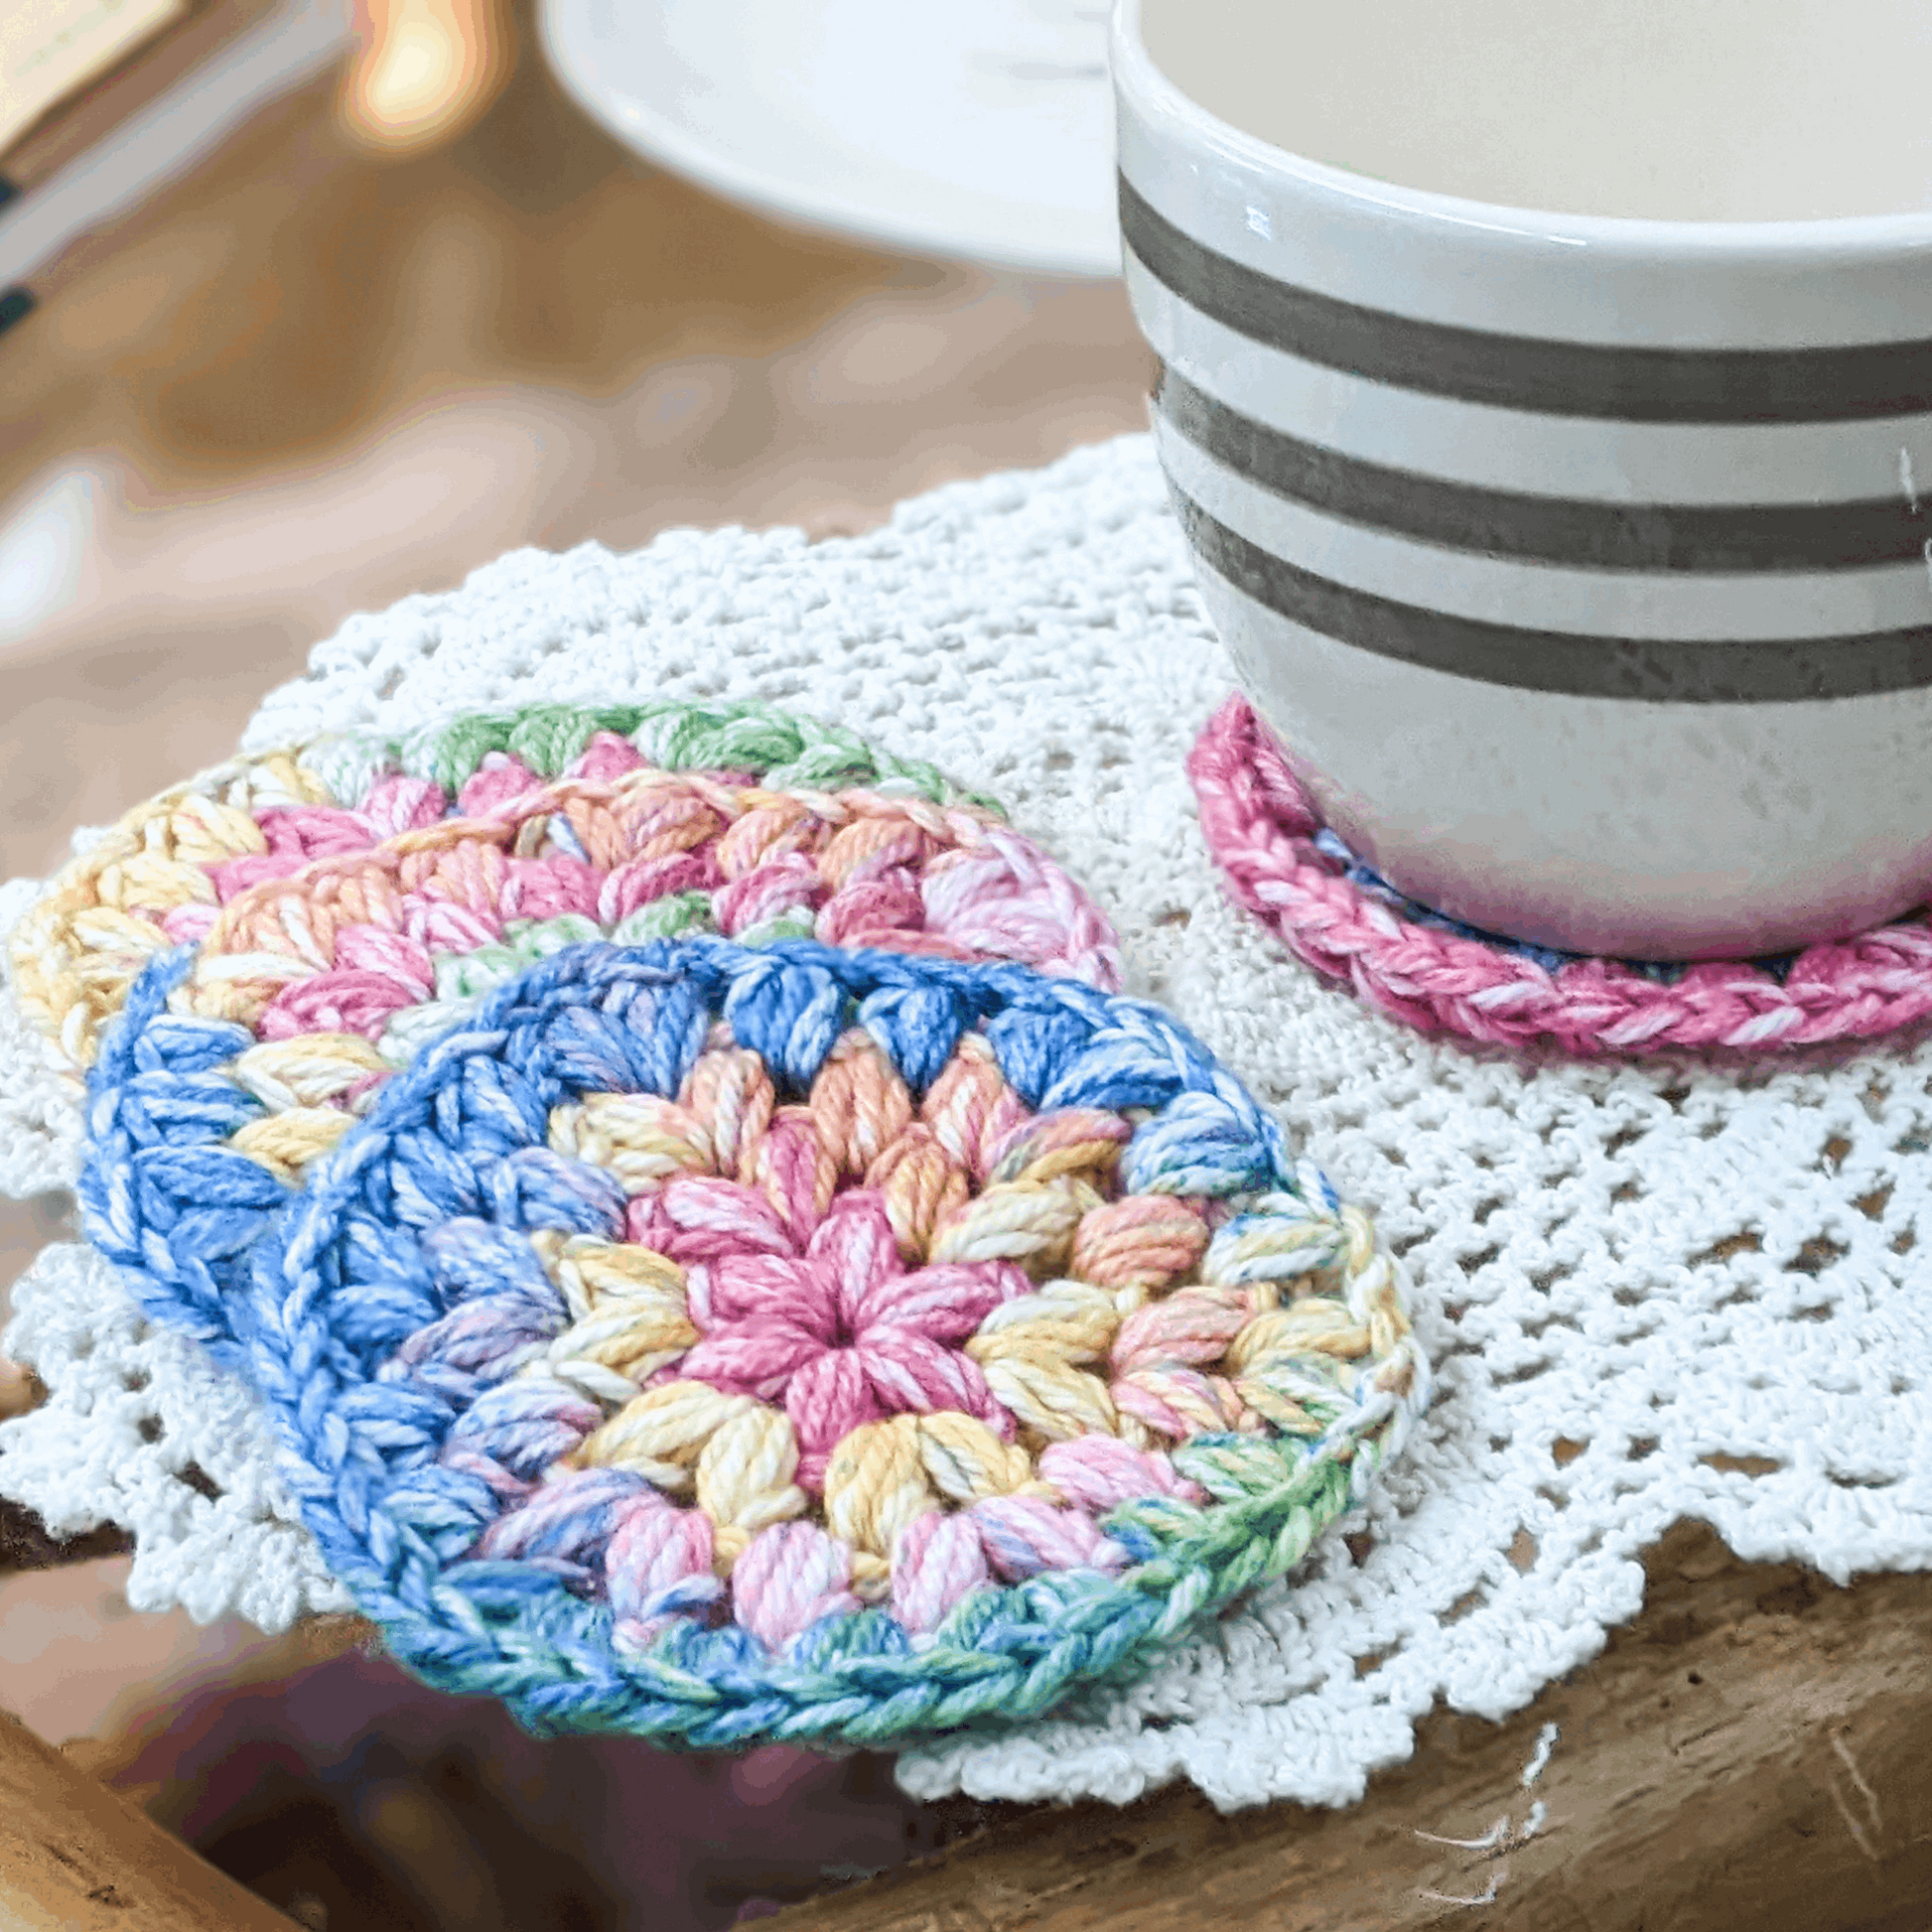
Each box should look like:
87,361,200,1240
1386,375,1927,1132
3,12,1931,1930
5,1511,1931,1931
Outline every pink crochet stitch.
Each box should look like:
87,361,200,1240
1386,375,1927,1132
1188,694,1932,1055
633,1183,1026,1489
178,762,1121,1040
178,744,682,911
173,735,747,932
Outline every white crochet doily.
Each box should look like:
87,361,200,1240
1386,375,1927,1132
6,435,1932,1812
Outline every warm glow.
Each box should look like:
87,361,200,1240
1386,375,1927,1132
364,19,463,123
337,0,513,157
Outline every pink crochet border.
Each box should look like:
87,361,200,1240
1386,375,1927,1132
1186,694,1932,1055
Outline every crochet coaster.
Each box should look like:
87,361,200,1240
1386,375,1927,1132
12,696,1116,1094
14,699,1118,1191
1189,694,1932,1054
84,936,1424,1748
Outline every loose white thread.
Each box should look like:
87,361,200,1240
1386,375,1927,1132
1414,1817,1511,1853
1828,1730,1881,1864
1413,1718,1561,1905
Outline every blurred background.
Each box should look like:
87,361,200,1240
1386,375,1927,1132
0,0,1151,1922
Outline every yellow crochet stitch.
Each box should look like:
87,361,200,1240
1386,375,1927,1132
10,751,334,1079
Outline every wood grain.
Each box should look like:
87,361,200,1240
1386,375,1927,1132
770,1521,1932,1932
0,1701,300,1930
8,1504,1932,1924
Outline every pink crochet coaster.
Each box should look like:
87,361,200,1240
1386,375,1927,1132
1188,695,1932,1055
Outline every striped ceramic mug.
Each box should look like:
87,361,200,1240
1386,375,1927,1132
1115,0,1932,961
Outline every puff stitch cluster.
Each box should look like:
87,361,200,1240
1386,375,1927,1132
41,692,1424,1746
9,696,1068,1082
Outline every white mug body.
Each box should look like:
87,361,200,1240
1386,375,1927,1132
1116,0,1932,959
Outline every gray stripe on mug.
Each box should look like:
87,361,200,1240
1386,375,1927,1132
1158,364,1932,572
1123,177,1932,427
1173,489,1932,701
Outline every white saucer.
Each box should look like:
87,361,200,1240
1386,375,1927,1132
538,0,1121,279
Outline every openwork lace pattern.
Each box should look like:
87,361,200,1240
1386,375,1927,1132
8,438,1932,1809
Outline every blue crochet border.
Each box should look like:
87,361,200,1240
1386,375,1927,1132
80,939,1418,1746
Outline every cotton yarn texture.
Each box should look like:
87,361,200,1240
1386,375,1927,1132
12,675,1426,1760
13,694,1115,1100
85,934,1418,1747
6,434,1932,1809
1190,693,1932,1054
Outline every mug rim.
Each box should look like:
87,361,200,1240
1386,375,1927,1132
1112,0,1932,263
